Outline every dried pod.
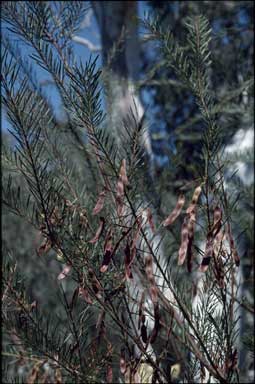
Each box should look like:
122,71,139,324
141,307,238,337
212,206,222,237
146,208,156,233
145,254,158,303
120,350,127,375
116,179,124,216
88,217,105,244
115,159,128,217
213,229,224,257
131,216,142,249
186,214,196,272
57,264,71,280
119,159,129,186
186,185,202,214
163,194,185,227
178,217,189,265
100,229,114,273
79,287,93,304
93,189,106,215
149,285,158,304
145,254,154,281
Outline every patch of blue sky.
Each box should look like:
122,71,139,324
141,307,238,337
2,10,102,130
237,8,249,27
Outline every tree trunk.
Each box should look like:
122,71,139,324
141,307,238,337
92,1,151,155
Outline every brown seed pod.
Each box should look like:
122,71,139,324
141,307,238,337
93,189,106,215
88,217,105,244
163,194,185,227
178,217,189,266
57,264,72,280
78,286,93,304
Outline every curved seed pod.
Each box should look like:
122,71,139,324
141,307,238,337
100,229,113,272
186,185,202,214
186,213,196,272
131,215,142,249
181,186,201,271
88,217,105,244
119,159,129,186
178,217,189,265
116,179,124,216
163,194,185,227
115,159,128,217
93,189,106,215
200,207,225,272
213,229,224,257
145,254,158,303
212,206,222,237
146,208,155,233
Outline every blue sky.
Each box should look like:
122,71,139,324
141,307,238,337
2,1,150,133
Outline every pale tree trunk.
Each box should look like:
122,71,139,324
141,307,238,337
92,1,152,156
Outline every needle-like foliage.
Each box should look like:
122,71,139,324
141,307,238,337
2,3,254,383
